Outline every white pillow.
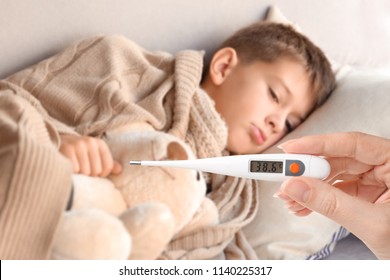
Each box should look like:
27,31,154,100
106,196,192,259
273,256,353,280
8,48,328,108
242,6,390,259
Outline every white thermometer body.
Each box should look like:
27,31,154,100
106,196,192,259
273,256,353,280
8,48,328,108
129,154,330,182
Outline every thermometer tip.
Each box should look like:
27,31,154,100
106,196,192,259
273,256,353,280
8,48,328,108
129,160,141,165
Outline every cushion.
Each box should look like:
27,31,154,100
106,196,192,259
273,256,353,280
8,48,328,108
243,6,390,259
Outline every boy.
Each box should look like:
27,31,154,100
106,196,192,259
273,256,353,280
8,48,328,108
59,22,335,175
0,22,335,259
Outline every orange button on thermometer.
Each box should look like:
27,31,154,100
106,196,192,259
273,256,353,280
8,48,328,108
289,162,301,174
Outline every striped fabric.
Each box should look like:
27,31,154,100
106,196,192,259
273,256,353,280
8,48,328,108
306,227,350,260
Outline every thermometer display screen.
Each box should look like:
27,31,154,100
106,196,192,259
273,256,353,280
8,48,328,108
250,160,283,173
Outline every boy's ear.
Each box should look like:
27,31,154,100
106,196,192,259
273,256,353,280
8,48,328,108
208,47,238,85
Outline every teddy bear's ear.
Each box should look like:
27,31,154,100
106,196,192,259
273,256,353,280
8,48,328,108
167,141,188,160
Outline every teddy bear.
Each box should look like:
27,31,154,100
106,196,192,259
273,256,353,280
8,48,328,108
51,128,219,260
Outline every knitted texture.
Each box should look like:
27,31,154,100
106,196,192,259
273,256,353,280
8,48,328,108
0,92,72,259
3,35,259,259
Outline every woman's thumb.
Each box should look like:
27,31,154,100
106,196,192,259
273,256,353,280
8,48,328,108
280,177,371,235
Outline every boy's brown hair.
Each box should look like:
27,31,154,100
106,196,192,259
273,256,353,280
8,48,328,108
216,22,336,110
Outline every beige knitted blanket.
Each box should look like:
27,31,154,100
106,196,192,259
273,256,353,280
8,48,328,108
4,35,259,259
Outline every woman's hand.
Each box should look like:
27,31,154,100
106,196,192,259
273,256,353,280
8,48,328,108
59,134,122,177
276,132,390,259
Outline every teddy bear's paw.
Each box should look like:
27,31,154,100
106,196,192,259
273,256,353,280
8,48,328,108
120,202,175,260
71,174,127,215
51,209,132,260
108,130,207,233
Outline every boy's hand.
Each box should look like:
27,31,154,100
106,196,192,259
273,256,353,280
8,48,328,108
59,134,122,177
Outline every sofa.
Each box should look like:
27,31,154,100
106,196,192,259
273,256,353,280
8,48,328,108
1,0,389,259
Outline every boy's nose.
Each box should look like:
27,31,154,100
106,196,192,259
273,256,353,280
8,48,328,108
267,114,286,133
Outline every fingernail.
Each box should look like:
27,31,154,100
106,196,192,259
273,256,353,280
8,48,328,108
277,143,289,151
284,203,292,209
272,192,281,198
278,139,298,150
281,179,310,203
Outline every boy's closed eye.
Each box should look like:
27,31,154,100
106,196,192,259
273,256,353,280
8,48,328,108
268,87,279,103
268,87,293,133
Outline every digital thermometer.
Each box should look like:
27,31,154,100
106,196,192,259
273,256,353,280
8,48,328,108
129,154,330,182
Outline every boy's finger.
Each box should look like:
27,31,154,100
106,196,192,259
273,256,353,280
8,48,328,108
111,161,123,175
88,147,103,176
68,150,80,173
60,144,80,173
96,139,123,176
80,137,104,176
97,140,116,177
76,145,91,175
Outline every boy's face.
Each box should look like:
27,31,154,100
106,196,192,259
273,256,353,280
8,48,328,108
203,52,313,154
